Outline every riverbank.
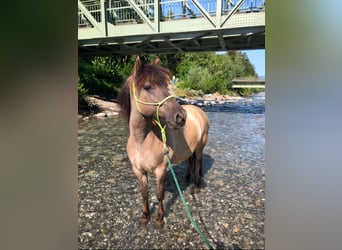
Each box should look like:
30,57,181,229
78,92,265,122
78,95,121,122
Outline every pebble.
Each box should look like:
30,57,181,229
233,225,240,233
244,213,254,220
106,178,116,184
85,170,97,177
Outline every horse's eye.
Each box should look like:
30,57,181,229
143,84,153,91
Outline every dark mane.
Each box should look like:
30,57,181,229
117,76,132,122
117,63,171,122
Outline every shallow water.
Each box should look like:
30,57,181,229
78,95,265,249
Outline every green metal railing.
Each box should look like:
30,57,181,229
78,0,265,28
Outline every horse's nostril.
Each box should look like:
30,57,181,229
176,113,185,124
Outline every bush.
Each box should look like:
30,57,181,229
173,86,203,98
78,79,88,99
78,56,125,98
177,64,228,94
175,52,258,96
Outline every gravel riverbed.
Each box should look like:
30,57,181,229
78,95,265,249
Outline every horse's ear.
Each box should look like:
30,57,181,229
153,56,161,66
133,55,142,74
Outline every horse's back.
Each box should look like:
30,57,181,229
183,104,208,125
183,104,208,132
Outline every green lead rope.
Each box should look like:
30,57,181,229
164,149,213,250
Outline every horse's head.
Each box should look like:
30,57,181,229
131,56,186,129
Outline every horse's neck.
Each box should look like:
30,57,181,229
129,107,153,144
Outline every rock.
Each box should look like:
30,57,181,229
233,225,240,233
113,154,125,162
214,179,225,186
94,112,107,117
106,111,119,116
244,213,253,220
85,170,97,177
222,222,229,228
106,178,116,184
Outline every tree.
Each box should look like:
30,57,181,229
175,51,257,94
78,51,260,101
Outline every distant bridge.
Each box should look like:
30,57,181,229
78,0,265,55
232,78,265,88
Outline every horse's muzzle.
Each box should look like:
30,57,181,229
175,112,186,126
168,107,186,129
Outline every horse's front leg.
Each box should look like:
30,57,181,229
140,173,150,224
133,168,150,224
155,167,167,228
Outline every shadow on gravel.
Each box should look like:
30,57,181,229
162,154,214,218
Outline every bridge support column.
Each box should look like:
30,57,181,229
154,0,160,32
216,0,222,28
100,0,108,37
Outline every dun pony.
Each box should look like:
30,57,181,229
117,56,209,228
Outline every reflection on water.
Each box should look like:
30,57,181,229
78,95,265,249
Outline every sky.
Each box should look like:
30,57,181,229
241,49,265,77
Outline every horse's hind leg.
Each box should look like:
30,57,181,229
194,151,203,193
185,153,195,183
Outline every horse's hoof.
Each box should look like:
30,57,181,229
154,218,164,229
193,186,201,193
140,216,149,225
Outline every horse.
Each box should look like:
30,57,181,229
117,56,209,228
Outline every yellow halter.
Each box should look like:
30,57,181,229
132,81,176,147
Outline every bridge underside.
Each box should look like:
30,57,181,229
79,26,264,56
78,0,265,56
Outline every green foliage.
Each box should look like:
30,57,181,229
78,77,88,98
78,77,91,111
174,87,203,98
177,65,217,93
175,51,259,95
78,51,262,105
78,56,132,98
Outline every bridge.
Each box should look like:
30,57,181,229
232,78,265,88
78,0,265,56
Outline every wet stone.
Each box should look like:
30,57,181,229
78,95,265,249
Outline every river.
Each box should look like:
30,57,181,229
78,93,265,249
